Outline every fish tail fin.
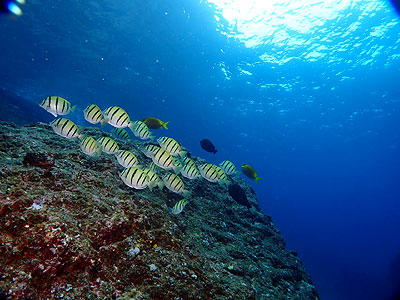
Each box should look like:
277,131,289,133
213,149,217,154
183,190,191,198
148,181,156,192
100,118,109,127
162,121,169,130
179,150,187,158
71,105,77,113
255,176,262,184
149,135,155,142
158,181,165,190
174,165,182,174
78,134,84,140
96,148,102,156
128,122,134,131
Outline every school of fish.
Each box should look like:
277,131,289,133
40,96,261,215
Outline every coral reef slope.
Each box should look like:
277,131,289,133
0,122,319,299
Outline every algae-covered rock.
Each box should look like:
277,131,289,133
0,121,320,300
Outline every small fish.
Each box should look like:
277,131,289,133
142,168,164,189
241,164,262,183
119,167,155,191
215,166,230,186
142,117,169,130
97,137,119,154
200,139,217,154
180,160,201,180
157,137,186,157
83,104,103,124
198,163,219,183
170,199,189,215
40,96,76,117
101,106,132,128
151,147,182,173
50,118,82,139
80,136,101,156
0,0,25,16
142,144,161,158
219,160,238,175
115,150,139,168
112,128,130,140
130,121,154,141
162,173,190,197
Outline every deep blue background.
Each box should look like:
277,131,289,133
1,1,400,299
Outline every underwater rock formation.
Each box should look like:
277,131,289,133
0,121,320,299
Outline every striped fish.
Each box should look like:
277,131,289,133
170,199,189,215
142,144,161,158
83,104,103,124
157,137,186,157
119,167,154,191
198,163,219,183
152,147,182,173
162,173,190,197
215,166,230,186
142,168,164,189
130,121,154,141
80,136,101,156
97,137,119,154
101,106,131,128
50,118,82,139
40,96,76,117
112,128,130,140
115,150,139,168
180,160,201,180
219,160,238,175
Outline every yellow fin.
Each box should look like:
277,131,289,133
162,121,169,130
255,176,262,184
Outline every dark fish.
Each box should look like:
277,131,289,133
0,0,24,16
200,139,217,154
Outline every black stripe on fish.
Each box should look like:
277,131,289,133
87,105,97,116
121,115,129,126
126,154,136,166
67,123,77,138
110,107,121,121
91,109,101,122
60,119,69,135
103,138,111,150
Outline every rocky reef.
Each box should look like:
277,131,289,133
0,121,320,300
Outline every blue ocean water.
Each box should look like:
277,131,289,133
1,0,400,299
